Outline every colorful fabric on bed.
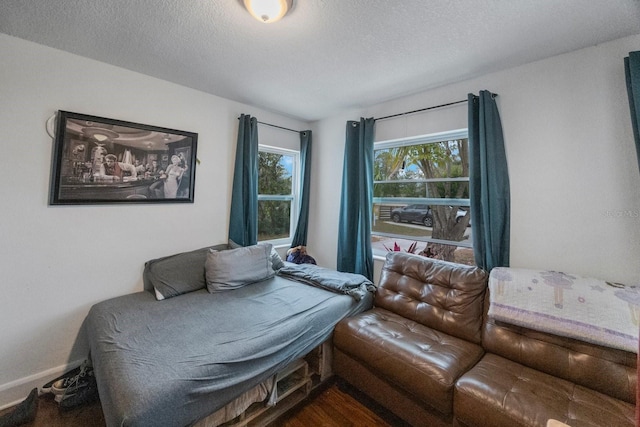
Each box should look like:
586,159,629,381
488,267,639,353
86,275,373,427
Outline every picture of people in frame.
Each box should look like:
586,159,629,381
50,111,197,205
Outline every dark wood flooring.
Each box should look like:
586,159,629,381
0,380,408,427
0,392,104,427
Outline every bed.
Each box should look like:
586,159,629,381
85,243,374,427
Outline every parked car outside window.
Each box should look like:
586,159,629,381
390,205,470,227
391,204,433,227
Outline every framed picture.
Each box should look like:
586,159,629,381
49,111,198,205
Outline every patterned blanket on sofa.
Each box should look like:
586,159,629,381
488,267,639,353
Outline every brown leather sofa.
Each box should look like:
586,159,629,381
333,252,636,427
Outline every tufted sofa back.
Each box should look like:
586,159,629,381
375,252,488,344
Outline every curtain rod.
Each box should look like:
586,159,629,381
258,121,302,134
237,116,302,134
375,99,468,122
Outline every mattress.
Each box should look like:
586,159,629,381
85,274,373,427
488,267,639,353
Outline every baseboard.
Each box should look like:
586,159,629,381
0,359,84,411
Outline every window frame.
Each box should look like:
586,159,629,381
372,128,471,251
257,144,300,246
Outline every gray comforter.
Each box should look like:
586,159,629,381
277,263,375,301
85,275,373,427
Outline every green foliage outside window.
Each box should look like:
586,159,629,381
258,200,291,241
259,152,292,195
258,151,294,241
373,138,472,263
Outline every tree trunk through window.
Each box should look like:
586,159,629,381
412,139,470,262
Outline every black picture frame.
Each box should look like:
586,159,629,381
49,111,198,205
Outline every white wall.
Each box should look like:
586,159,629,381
310,33,640,287
0,34,307,408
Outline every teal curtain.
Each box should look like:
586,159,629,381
291,130,312,247
228,114,258,247
468,91,510,271
625,51,640,176
337,118,375,280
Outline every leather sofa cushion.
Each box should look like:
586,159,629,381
454,353,635,427
483,317,637,404
375,252,488,344
334,308,484,415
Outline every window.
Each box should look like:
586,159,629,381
372,129,474,265
258,145,299,245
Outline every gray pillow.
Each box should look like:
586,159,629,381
269,248,285,270
228,239,285,271
144,243,229,300
206,244,275,292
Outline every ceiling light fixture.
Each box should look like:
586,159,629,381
243,0,292,24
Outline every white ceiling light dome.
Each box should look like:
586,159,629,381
243,0,292,23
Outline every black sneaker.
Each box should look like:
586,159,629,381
51,361,94,403
58,375,99,411
0,388,38,426
41,366,81,395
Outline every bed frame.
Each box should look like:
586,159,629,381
196,339,333,427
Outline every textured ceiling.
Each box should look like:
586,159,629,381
1,0,640,121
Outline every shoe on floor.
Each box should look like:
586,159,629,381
58,375,99,411
41,366,81,395
0,388,38,427
50,361,93,398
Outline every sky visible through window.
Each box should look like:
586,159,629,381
280,156,293,179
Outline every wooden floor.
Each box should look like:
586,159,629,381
0,392,105,427
0,380,408,427
278,381,408,427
